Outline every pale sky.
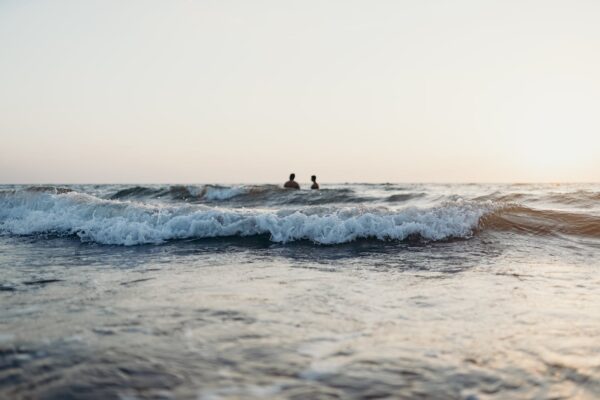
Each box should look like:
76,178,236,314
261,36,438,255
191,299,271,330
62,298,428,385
1,0,599,184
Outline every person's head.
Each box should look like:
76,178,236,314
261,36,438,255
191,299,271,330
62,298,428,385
311,175,317,182
289,173,295,181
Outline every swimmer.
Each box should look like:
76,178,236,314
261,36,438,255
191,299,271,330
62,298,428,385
310,175,319,190
284,173,300,189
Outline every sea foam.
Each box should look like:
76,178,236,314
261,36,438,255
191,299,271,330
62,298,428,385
0,190,492,245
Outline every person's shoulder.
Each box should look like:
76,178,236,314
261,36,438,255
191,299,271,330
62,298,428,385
284,181,300,189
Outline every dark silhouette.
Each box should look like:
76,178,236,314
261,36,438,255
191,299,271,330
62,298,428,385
284,173,300,189
311,175,319,190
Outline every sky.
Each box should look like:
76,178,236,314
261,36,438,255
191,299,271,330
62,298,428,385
1,0,599,184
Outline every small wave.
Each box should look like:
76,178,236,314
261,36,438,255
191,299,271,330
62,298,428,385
473,192,529,203
480,205,600,237
109,185,247,202
110,185,198,201
110,186,163,199
385,193,425,203
25,186,73,195
108,185,374,205
473,190,600,208
0,190,492,245
542,190,600,206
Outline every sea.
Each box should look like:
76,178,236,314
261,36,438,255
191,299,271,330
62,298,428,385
1,183,599,399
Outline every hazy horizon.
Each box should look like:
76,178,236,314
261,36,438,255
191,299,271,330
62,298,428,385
2,180,599,186
2,0,599,184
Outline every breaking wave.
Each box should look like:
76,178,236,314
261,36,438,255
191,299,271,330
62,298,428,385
0,190,492,246
2,185,599,246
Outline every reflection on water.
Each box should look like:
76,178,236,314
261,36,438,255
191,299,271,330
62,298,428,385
1,232,600,399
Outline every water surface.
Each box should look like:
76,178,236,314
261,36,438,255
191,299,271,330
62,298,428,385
1,183,599,399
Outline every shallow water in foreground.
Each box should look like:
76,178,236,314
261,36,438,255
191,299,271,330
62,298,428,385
1,184,600,399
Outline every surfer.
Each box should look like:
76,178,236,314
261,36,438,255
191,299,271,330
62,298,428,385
284,173,300,189
311,175,319,190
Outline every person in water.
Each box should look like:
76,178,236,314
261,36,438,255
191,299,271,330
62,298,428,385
311,175,319,190
284,173,300,189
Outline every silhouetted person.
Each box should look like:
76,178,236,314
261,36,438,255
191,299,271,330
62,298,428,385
284,173,300,189
311,175,319,190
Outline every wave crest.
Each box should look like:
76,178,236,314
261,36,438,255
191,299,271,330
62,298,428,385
0,191,491,245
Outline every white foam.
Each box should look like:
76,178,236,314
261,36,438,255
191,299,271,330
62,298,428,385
0,191,493,246
202,186,247,201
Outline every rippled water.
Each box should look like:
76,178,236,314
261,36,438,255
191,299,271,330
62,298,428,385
1,183,600,399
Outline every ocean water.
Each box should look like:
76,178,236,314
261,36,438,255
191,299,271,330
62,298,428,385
1,183,600,399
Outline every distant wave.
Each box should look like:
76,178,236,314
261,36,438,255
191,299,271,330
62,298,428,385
0,190,492,245
108,185,245,201
17,184,600,209
23,186,74,194
108,185,378,205
474,190,600,207
385,193,426,202
543,190,600,206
